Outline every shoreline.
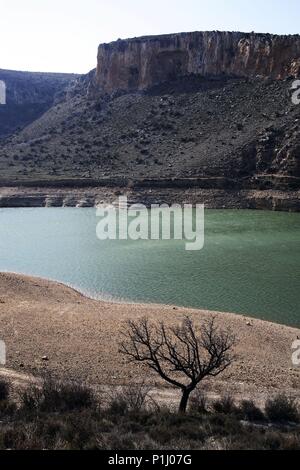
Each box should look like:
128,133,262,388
0,186,299,211
1,268,298,329
1,272,300,405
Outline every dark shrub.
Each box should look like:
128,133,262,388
58,412,99,449
41,379,96,412
0,380,9,401
212,395,238,415
239,400,265,422
189,390,208,414
107,397,128,416
263,432,283,450
19,384,43,412
108,384,152,416
279,434,300,450
20,378,96,413
265,395,299,423
149,420,206,444
0,380,16,417
207,413,243,438
2,428,27,449
0,400,16,417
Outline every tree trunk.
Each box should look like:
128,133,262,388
179,388,192,413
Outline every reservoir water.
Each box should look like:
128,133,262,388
0,208,299,327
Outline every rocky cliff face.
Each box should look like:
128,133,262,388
95,31,300,93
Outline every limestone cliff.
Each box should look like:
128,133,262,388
95,31,300,93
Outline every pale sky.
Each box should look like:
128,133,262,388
1,0,299,74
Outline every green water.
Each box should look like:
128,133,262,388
0,208,299,326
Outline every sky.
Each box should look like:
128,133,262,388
1,0,299,74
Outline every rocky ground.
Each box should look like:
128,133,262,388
0,185,299,211
0,69,79,138
0,273,299,407
0,75,299,196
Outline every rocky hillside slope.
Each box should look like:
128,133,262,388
0,69,79,137
0,32,299,205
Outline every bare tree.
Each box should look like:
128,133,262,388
119,316,235,413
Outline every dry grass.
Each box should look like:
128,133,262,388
0,377,300,450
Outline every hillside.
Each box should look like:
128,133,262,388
0,32,299,205
0,75,299,188
0,69,79,138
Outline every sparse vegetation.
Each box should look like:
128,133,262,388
1,75,299,189
212,395,239,415
265,395,299,424
239,400,266,422
19,377,96,413
189,389,208,414
0,379,10,401
0,377,299,450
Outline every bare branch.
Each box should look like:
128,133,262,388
119,315,236,413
